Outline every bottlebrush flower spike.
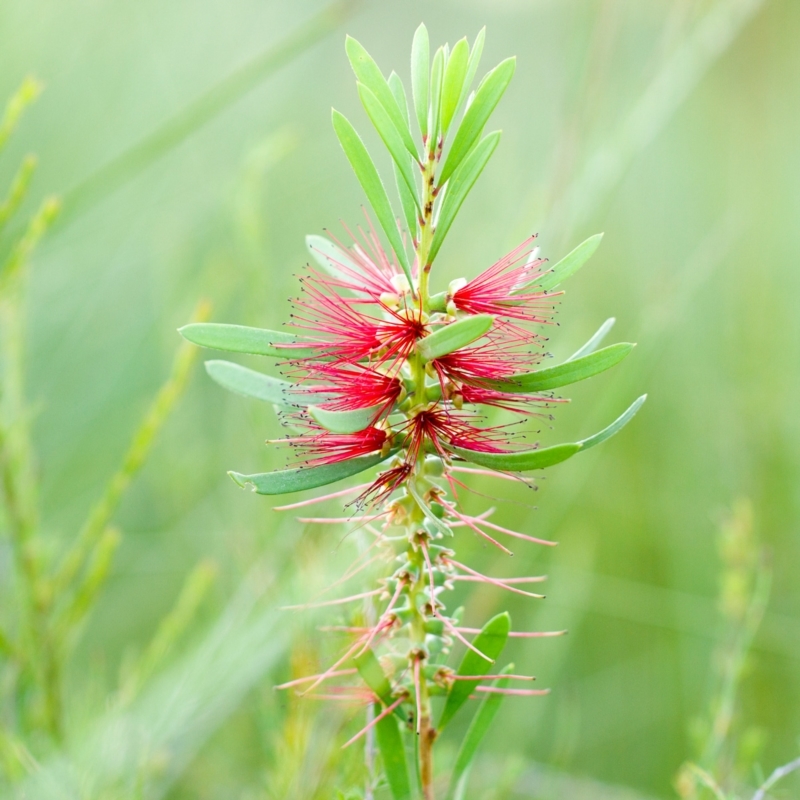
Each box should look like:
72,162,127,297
181,25,645,800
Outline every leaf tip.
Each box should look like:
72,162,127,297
228,471,256,492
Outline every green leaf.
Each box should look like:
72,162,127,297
457,28,486,112
428,131,500,265
410,23,430,139
448,664,515,800
450,442,582,473
354,648,405,722
428,46,445,148
229,452,390,495
452,395,646,472
205,360,312,407
568,317,616,361
534,232,604,293
305,234,360,280
375,705,412,800
417,314,493,362
357,83,421,211
438,612,510,730
388,71,410,126
438,57,515,185
487,343,635,393
394,160,418,236
440,38,469,137
579,394,647,451
345,36,417,158
179,323,317,358
331,110,413,284
309,403,385,434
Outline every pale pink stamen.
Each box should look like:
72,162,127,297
456,627,567,638
445,559,544,599
475,686,550,696
453,575,546,584
435,611,493,663
451,674,534,681
440,500,513,555
341,695,406,749
281,588,382,611
274,668,357,690
273,482,373,510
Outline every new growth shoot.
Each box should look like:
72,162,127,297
181,24,644,800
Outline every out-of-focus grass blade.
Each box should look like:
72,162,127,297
438,612,510,730
309,403,383,434
487,343,635,393
568,317,616,361
331,110,413,283
438,58,515,186
450,443,582,473
440,38,469,137
411,23,430,140
345,36,418,158
428,131,500,264
58,1,355,226
179,322,317,358
448,664,515,800
0,155,37,230
357,83,420,211
428,47,445,149
52,302,209,597
418,314,493,361
205,360,300,407
0,76,42,153
579,395,647,451
229,452,391,495
529,233,604,293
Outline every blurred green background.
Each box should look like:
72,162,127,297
1,0,799,797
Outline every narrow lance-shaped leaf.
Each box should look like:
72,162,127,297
417,314,493,362
450,442,582,473
354,649,406,722
205,360,320,407
440,38,469,137
438,612,510,730
357,83,421,212
448,664,516,800
428,46,444,150
345,36,418,158
331,110,413,284
525,232,604,293
305,234,360,281
451,395,646,473
438,57,515,185
229,451,391,495
487,342,635,393
579,394,647,451
568,317,616,361
410,23,430,140
375,706,412,800
179,322,317,359
309,403,385,434
428,131,500,265
387,73,419,235
456,27,485,114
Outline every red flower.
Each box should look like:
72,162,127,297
285,425,388,467
290,277,427,368
450,235,557,324
301,364,404,417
